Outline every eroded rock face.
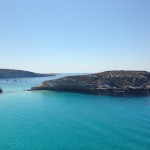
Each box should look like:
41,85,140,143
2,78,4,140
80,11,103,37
31,71,150,96
0,88,3,93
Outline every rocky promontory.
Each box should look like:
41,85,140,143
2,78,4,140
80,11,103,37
31,71,150,96
0,69,56,78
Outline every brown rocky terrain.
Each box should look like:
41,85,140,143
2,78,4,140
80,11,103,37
31,71,150,96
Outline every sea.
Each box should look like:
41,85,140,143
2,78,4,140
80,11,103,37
0,74,150,150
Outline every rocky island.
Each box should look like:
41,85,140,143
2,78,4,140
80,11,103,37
31,71,150,96
0,69,56,78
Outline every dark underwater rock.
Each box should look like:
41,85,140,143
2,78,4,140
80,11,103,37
31,71,150,96
0,88,3,93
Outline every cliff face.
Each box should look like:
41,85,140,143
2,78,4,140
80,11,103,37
0,69,56,78
31,71,150,96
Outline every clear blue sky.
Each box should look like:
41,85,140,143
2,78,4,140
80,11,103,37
0,0,150,73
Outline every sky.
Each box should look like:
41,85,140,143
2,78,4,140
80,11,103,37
0,0,150,73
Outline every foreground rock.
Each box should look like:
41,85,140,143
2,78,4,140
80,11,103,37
0,69,57,78
31,71,150,96
0,88,3,93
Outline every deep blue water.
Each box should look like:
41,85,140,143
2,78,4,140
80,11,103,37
0,75,150,150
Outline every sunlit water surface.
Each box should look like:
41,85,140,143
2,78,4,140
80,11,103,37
0,75,150,150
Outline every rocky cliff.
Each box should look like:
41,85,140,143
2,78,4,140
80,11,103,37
31,71,150,96
0,69,56,78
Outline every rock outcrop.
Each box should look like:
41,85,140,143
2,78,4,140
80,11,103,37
31,71,150,96
0,88,3,93
0,69,56,78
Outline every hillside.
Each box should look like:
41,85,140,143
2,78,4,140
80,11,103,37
0,69,56,78
31,71,150,96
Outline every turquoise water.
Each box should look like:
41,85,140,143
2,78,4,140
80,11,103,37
0,76,150,150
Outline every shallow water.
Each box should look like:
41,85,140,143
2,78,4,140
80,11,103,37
0,75,150,150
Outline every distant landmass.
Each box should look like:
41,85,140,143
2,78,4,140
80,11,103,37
0,69,56,78
31,71,150,96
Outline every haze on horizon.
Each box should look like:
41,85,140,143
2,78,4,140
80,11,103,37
0,0,150,73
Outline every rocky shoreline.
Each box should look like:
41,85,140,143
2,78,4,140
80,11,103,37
31,71,150,96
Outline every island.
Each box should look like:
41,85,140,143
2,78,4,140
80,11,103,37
31,71,150,96
0,88,3,93
0,69,57,78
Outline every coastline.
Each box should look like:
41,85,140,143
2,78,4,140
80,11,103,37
0,69,57,78
31,71,150,97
